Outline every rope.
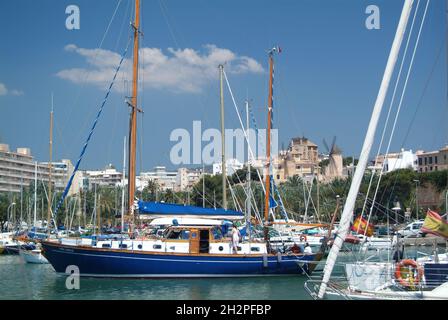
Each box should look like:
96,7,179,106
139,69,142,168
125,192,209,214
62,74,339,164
271,175,289,221
222,70,266,195
232,168,263,222
65,0,125,146
248,102,289,221
53,37,132,220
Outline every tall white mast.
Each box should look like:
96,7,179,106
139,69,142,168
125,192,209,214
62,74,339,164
121,136,126,233
246,100,252,239
33,161,37,227
202,163,205,208
219,64,227,209
318,0,414,298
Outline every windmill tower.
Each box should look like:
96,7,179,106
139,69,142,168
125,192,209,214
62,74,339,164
323,137,343,180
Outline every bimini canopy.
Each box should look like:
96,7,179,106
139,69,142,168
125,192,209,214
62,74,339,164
138,201,244,220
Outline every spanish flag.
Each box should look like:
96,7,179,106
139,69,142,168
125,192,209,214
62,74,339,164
351,216,374,237
421,209,448,239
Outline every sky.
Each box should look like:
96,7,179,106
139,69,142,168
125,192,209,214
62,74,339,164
0,0,446,173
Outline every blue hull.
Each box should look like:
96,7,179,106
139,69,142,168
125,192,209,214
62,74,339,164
41,241,321,277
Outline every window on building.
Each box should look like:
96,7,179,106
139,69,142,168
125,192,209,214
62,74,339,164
424,157,427,165
429,157,433,165
435,156,438,164
430,166,433,171
435,166,438,171
418,158,422,166
277,175,280,180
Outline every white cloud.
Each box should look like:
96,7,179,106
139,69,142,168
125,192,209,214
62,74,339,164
0,83,6,96
0,83,23,96
56,44,264,93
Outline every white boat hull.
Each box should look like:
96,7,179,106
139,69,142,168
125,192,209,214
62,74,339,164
19,249,49,264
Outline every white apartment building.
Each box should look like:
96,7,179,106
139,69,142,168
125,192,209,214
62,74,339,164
370,149,417,173
0,143,77,194
84,164,123,189
138,166,177,191
213,158,244,176
176,167,203,191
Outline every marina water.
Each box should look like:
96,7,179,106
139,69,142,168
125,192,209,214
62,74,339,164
1,246,441,300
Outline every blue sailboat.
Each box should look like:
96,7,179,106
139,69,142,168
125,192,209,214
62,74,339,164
41,0,325,278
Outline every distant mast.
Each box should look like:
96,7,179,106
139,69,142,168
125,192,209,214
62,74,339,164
121,136,126,233
47,94,54,235
127,0,141,233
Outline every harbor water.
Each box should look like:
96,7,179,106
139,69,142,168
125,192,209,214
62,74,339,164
0,246,443,300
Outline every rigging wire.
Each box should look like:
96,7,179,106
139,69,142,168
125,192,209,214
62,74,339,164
363,0,431,235
65,0,125,145
53,37,133,219
359,0,422,229
158,0,182,49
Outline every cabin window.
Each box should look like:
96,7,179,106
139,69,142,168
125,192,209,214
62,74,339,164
153,244,162,249
167,230,182,239
237,246,242,251
102,244,111,248
218,246,224,251
191,232,197,239
181,230,190,240
119,244,128,249
251,247,260,252
212,228,223,240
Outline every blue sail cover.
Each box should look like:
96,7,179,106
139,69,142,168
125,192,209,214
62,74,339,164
138,201,244,219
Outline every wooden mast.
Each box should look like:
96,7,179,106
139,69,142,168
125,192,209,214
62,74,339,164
264,51,274,239
127,0,140,233
47,94,54,235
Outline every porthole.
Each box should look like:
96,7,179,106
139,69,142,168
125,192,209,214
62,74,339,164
138,244,143,249
218,246,223,251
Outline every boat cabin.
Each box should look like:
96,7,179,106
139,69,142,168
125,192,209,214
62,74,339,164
91,225,267,255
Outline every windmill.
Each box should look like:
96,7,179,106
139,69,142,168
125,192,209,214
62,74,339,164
322,136,343,180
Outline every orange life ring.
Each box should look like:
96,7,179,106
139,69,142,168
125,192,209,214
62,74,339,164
394,259,423,289
299,235,307,242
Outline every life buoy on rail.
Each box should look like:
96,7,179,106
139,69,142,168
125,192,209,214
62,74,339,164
394,259,423,290
299,235,307,242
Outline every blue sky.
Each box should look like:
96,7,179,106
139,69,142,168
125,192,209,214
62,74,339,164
0,0,446,172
